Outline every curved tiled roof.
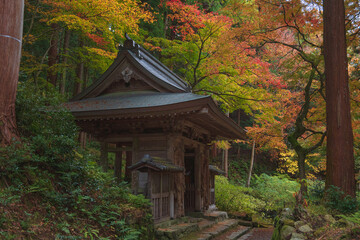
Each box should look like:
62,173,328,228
67,92,208,112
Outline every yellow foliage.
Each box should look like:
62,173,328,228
214,140,231,150
277,150,325,179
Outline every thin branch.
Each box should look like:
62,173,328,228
194,89,269,102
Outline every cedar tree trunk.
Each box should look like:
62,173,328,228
324,0,356,197
73,40,84,97
246,140,255,187
60,29,70,95
48,23,59,86
0,0,24,145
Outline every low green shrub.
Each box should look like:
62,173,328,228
251,174,300,212
215,175,266,214
307,179,325,204
324,185,358,214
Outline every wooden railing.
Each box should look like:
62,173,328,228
152,192,170,221
184,183,195,213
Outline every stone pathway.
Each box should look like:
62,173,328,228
213,227,273,240
238,228,274,240
155,211,274,240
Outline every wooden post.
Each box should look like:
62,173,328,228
169,172,175,218
125,151,132,182
100,142,108,172
131,137,139,191
114,143,122,182
79,132,86,149
160,172,163,219
195,145,202,211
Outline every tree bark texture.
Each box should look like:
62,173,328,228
297,152,307,194
0,0,24,145
246,140,255,187
60,29,70,95
287,68,325,196
324,0,355,197
73,40,84,97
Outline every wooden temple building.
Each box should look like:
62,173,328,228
67,36,246,223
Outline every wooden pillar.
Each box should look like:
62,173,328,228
79,132,87,149
114,143,122,182
100,142,108,172
160,172,163,219
202,146,210,210
170,174,175,219
125,151,132,182
131,137,139,191
195,144,202,211
148,169,152,199
169,134,185,217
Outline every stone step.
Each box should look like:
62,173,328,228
203,211,229,223
237,232,253,240
237,227,274,240
226,226,252,240
237,219,253,227
198,219,217,230
191,219,240,240
156,221,200,240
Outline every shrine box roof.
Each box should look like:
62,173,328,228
209,165,226,175
128,155,184,173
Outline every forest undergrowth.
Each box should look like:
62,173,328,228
0,82,153,239
214,158,360,239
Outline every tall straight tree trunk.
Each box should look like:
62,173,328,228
246,140,255,187
73,40,84,97
60,29,70,95
83,67,89,89
324,0,355,197
224,111,229,178
48,23,59,86
237,109,241,158
0,0,24,145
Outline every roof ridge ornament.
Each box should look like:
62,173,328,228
125,33,131,40
119,33,143,59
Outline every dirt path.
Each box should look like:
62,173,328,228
242,228,274,240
